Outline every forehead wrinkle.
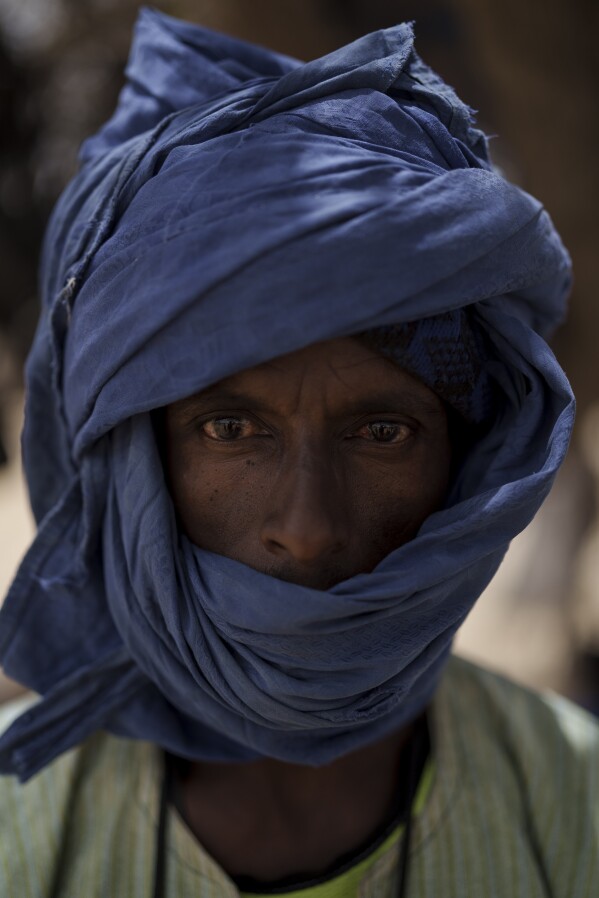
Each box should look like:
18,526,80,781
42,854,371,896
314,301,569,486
323,352,398,393
323,352,441,411
169,341,443,420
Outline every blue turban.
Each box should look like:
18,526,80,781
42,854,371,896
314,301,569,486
363,310,495,423
0,8,574,781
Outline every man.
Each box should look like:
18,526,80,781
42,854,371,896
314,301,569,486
0,8,596,896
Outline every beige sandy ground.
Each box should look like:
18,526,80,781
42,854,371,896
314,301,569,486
0,393,588,705
0,393,34,702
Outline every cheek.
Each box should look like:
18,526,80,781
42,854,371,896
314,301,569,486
166,448,269,553
350,442,451,549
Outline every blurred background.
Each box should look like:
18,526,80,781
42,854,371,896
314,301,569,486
0,0,597,709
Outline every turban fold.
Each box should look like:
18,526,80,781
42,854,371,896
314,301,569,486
363,310,494,423
0,8,574,781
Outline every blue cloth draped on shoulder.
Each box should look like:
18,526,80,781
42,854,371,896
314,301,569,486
0,8,574,781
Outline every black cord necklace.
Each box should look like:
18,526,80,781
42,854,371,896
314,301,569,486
152,726,424,898
152,758,170,898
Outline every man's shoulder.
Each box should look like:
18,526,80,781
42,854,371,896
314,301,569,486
437,654,599,835
425,655,598,889
0,691,156,798
0,694,158,894
442,652,599,756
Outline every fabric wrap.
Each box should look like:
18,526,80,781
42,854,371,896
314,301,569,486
363,311,495,423
0,8,574,781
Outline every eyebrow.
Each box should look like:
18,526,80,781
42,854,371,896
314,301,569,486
172,387,445,419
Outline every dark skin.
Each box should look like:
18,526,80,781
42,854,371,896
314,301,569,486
164,337,452,882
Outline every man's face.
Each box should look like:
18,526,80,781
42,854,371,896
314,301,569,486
164,337,452,590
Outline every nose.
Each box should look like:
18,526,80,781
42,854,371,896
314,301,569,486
260,446,349,565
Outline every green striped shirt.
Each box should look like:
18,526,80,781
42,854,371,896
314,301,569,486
0,655,597,897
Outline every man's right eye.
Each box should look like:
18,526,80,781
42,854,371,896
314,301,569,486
201,417,258,441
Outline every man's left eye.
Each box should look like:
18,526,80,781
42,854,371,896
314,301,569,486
356,421,412,443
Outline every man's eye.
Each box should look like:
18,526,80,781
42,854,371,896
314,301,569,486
356,421,412,443
202,417,257,441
